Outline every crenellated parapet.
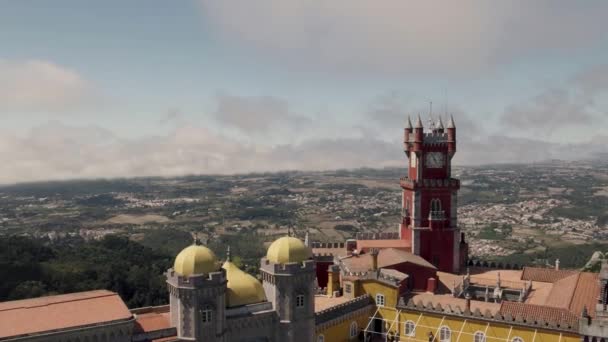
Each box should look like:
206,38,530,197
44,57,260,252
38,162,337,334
400,177,460,190
399,297,579,333
315,294,374,329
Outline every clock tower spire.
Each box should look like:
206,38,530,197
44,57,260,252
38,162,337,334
400,114,463,273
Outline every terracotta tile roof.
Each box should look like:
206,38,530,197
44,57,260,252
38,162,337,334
314,295,351,313
340,248,435,272
0,290,133,339
407,292,501,315
134,310,172,333
356,239,411,251
500,301,578,328
569,272,599,318
543,274,580,309
521,267,577,283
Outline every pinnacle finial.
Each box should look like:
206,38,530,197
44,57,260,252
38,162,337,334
437,116,444,129
448,114,455,128
304,230,310,247
406,116,413,129
415,114,423,128
193,232,201,245
226,245,231,262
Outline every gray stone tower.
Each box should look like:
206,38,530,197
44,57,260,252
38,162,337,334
166,244,227,342
261,237,316,342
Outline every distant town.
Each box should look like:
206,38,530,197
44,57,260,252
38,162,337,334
1,158,606,269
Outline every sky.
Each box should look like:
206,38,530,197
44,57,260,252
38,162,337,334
0,0,607,184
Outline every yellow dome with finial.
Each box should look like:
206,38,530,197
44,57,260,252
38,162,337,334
173,243,218,276
266,236,312,264
222,254,267,307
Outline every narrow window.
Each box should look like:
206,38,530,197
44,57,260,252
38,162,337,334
296,294,305,308
375,293,385,307
345,283,352,293
474,331,486,342
317,334,325,342
440,326,451,342
201,310,212,323
349,321,358,338
404,320,415,336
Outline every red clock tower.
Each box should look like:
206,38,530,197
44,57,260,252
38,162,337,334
400,115,464,273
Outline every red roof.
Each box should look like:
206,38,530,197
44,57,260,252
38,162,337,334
521,267,577,283
500,301,578,328
0,290,133,339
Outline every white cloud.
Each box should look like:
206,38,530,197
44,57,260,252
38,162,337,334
0,59,92,112
0,120,604,184
199,0,608,76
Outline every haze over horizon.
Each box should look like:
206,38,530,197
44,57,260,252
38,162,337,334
1,1,607,184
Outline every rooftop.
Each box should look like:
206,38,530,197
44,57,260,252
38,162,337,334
0,290,133,339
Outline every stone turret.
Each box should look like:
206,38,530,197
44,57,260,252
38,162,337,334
261,236,315,342
167,243,227,342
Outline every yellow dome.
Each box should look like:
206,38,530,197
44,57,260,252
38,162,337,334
173,244,218,276
222,260,267,307
266,236,312,264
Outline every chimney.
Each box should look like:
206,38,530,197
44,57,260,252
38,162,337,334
465,292,472,314
426,277,437,293
555,259,560,271
370,248,379,271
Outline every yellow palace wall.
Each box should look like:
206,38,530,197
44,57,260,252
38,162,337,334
377,307,580,342
315,309,371,342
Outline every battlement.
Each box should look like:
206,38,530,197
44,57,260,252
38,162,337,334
355,232,399,240
260,258,315,275
400,177,460,190
166,268,227,288
315,294,373,325
311,242,345,249
398,297,579,332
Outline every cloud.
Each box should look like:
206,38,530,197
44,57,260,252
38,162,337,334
199,0,608,76
0,59,93,112
500,64,608,133
0,120,604,184
213,93,312,134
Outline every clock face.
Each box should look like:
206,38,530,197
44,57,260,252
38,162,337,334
425,152,445,168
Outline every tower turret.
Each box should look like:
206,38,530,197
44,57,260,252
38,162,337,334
404,116,413,152
413,114,424,152
447,115,456,155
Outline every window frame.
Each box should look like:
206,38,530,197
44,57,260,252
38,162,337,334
439,325,451,342
349,321,358,338
345,283,352,293
317,334,325,342
201,309,212,324
296,294,305,308
404,320,415,337
375,293,385,307
474,331,486,342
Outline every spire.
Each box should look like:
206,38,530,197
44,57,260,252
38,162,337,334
415,114,423,128
406,116,413,129
447,114,455,128
437,116,444,129
304,230,310,247
226,245,231,262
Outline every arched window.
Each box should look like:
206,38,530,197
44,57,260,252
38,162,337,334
512,337,524,342
317,334,325,342
474,331,486,342
439,326,451,341
349,321,358,338
375,293,385,307
404,320,415,336
431,198,442,212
